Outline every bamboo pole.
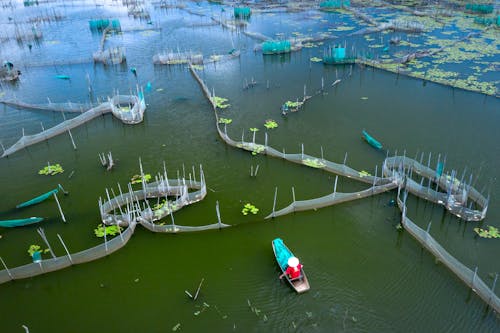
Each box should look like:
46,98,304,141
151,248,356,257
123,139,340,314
53,192,66,222
254,165,259,177
67,129,77,150
37,228,56,259
272,187,278,218
57,234,73,263
194,278,204,300
216,201,222,229
0,257,13,280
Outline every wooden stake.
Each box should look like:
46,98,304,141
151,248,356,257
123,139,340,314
57,234,73,263
67,129,77,150
53,192,66,222
272,187,278,218
194,278,205,300
0,257,13,280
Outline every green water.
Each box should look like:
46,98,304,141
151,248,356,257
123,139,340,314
0,1,499,332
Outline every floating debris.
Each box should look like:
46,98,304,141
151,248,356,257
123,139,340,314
303,158,326,168
172,323,181,331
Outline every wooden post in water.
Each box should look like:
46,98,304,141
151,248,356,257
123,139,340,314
254,165,260,177
216,201,222,229
194,278,204,300
103,220,108,253
301,143,304,160
57,234,73,263
37,228,56,259
343,152,348,165
471,266,478,287
0,257,13,280
321,146,324,161
40,122,45,131
333,175,338,199
488,273,498,307
265,132,268,147
272,187,278,218
53,192,66,222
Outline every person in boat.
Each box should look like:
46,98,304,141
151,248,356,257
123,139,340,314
279,256,303,280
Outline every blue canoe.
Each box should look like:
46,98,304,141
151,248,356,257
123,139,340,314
0,217,44,228
16,188,59,209
272,238,310,293
362,130,383,150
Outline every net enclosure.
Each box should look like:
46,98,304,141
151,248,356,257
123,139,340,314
262,40,291,55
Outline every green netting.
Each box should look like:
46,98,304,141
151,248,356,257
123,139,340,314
320,0,350,9
465,3,494,14
234,7,251,19
262,40,291,55
473,17,495,25
23,0,39,6
323,46,356,64
272,238,293,271
16,188,58,208
89,19,121,31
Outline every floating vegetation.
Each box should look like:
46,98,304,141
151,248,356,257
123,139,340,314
152,199,178,219
358,170,371,177
284,100,303,108
130,174,152,184
251,144,265,156
191,65,204,71
218,118,232,124
27,245,41,257
249,127,259,132
310,57,322,62
212,96,230,109
264,119,278,129
474,226,500,239
302,158,326,168
38,163,64,176
94,224,123,238
332,26,355,31
242,203,259,215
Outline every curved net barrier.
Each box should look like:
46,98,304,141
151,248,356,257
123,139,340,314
0,162,229,284
396,190,499,314
1,93,146,158
189,64,497,313
0,222,136,284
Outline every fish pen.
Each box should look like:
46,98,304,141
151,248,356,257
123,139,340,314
88,19,121,32
262,40,291,55
319,0,350,11
93,47,126,65
234,7,251,19
1,91,146,158
323,45,357,65
188,63,497,313
153,51,203,65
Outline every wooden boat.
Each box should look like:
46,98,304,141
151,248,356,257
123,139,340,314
272,238,310,293
362,129,383,150
0,217,44,228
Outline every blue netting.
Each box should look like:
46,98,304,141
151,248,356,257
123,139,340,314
234,7,251,19
262,40,291,55
465,3,494,14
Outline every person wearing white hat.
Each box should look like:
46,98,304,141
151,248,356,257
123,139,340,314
279,256,303,280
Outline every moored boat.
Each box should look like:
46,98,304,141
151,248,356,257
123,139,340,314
272,238,310,293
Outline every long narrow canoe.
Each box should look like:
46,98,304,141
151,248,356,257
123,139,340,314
272,238,310,293
16,188,59,208
362,129,383,150
0,217,44,228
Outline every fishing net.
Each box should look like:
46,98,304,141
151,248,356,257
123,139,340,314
1,95,145,158
262,40,291,55
89,19,121,32
323,46,356,65
234,7,251,19
319,0,350,10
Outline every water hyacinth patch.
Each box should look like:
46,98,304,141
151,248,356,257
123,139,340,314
249,127,259,132
264,119,278,129
218,118,232,124
212,96,230,109
152,199,178,219
474,226,499,239
241,203,259,215
358,170,371,177
38,163,64,175
130,174,152,184
251,144,265,156
302,158,326,168
94,224,123,238
27,244,41,257
284,100,302,108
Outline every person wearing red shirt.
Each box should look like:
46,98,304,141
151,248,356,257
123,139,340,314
279,256,303,280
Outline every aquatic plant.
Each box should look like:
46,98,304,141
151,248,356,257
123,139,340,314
130,174,152,184
251,144,265,156
212,96,230,109
358,170,371,177
218,118,232,124
284,100,303,108
38,163,64,176
474,226,499,239
264,119,278,129
249,127,259,132
94,224,123,238
302,158,326,168
191,64,204,70
27,244,41,257
152,199,178,219
242,203,259,215
310,57,322,62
